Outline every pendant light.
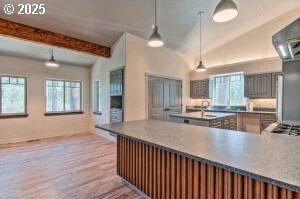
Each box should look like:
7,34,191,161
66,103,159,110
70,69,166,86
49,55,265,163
195,12,206,72
213,0,238,23
45,48,59,68
148,0,164,47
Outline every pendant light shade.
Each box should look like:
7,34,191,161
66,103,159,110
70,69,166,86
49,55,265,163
195,12,206,72
148,26,164,47
45,48,59,68
213,0,238,23
148,0,164,47
195,60,206,72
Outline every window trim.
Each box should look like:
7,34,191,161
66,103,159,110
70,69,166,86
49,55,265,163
211,72,245,106
44,78,83,115
93,80,102,115
0,75,28,117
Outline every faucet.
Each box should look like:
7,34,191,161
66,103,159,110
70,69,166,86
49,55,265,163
201,100,210,116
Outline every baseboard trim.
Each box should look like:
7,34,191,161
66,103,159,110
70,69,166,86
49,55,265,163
0,132,92,148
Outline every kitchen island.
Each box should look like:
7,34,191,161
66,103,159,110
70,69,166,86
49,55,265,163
169,112,237,130
96,120,299,199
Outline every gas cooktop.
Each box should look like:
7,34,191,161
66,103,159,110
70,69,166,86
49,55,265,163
271,123,300,136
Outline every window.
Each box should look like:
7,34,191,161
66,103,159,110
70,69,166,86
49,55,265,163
94,81,101,114
46,79,82,113
210,72,246,106
0,75,27,115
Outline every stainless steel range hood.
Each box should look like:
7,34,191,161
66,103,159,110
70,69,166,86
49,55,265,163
272,18,300,61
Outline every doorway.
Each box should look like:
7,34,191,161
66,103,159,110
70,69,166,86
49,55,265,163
148,76,182,120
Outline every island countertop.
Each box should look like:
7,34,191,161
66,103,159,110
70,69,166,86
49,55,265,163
169,112,236,120
96,120,300,192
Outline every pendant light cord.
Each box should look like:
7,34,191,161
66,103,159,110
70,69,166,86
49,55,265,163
199,12,203,61
154,0,157,26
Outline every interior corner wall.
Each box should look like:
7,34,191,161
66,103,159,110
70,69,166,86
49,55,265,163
90,34,126,141
124,33,193,122
0,55,91,144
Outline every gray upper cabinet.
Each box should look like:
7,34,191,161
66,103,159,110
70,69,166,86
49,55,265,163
271,73,280,98
190,79,210,99
244,73,273,98
110,69,123,96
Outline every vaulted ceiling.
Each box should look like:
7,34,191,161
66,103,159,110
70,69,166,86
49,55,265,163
0,0,299,61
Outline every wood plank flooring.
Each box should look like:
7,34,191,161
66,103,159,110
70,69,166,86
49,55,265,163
0,133,145,199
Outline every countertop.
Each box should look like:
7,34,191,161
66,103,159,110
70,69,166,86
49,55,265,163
186,107,276,115
169,112,236,121
96,120,300,192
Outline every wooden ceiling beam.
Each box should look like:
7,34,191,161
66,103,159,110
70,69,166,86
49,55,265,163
0,18,111,58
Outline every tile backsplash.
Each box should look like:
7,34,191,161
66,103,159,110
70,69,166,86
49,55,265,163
249,99,276,108
189,98,276,109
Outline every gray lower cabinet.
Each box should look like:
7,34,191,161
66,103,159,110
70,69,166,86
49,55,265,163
110,108,123,124
209,115,237,130
170,115,237,131
190,79,209,99
260,113,277,131
244,73,272,98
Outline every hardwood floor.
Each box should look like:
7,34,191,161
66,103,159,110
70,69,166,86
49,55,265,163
0,133,145,199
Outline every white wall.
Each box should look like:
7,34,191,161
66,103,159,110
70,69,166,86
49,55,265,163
0,55,91,144
124,33,193,121
90,34,126,141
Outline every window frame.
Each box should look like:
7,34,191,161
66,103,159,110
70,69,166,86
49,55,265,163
0,74,28,118
93,80,102,115
44,78,83,115
211,72,245,106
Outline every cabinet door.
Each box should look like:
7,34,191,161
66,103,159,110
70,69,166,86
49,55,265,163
190,81,196,98
110,71,116,95
164,80,182,120
148,78,165,120
149,77,182,120
245,75,256,98
260,114,277,131
190,79,209,99
110,69,123,96
257,73,272,98
116,69,123,95
245,74,272,98
271,73,279,98
110,108,123,124
202,79,210,98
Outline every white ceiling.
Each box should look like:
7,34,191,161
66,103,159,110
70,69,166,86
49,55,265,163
0,0,299,63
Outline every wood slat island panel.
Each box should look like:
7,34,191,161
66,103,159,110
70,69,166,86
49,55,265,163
117,136,300,199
